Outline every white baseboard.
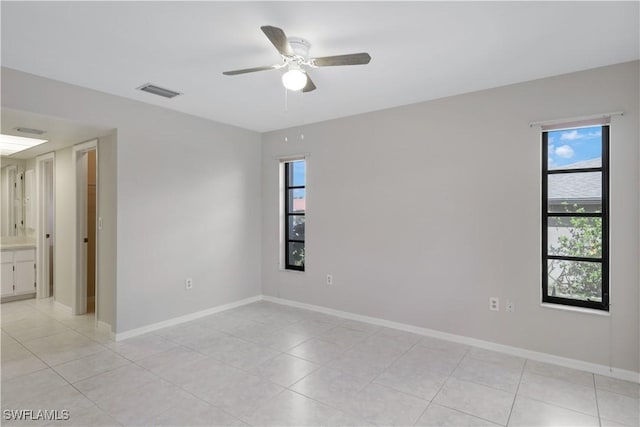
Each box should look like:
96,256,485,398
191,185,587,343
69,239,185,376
263,295,640,384
114,295,263,341
54,300,72,314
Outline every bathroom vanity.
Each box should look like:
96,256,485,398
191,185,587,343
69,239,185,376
1,241,36,301
1,160,37,302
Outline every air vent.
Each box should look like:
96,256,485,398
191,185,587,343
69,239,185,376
14,127,46,135
137,83,182,99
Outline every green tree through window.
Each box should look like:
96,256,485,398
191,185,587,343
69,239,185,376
548,207,602,301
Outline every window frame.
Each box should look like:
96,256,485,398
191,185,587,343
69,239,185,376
541,125,609,311
284,160,305,271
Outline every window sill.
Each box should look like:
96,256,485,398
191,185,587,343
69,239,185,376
540,303,610,317
279,268,305,274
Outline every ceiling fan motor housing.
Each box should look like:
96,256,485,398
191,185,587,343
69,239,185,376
287,37,311,61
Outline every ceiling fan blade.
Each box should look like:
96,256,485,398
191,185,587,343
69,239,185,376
261,25,294,57
222,65,280,76
302,75,316,93
312,53,371,67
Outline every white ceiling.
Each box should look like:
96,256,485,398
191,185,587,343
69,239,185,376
2,2,638,132
1,109,112,159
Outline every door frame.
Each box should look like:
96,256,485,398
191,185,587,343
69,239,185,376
35,152,55,299
72,139,99,317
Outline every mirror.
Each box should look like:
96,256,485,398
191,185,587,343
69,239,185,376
1,158,25,238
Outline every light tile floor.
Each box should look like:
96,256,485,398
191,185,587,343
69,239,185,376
1,298,638,426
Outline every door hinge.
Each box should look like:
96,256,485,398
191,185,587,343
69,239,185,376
34,283,36,288
34,263,36,269
12,266,15,271
12,285,15,291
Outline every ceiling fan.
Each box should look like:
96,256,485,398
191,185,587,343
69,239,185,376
223,25,371,92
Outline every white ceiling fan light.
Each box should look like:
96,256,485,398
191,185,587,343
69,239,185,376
282,64,308,91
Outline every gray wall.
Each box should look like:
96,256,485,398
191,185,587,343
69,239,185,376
261,61,639,373
2,67,263,333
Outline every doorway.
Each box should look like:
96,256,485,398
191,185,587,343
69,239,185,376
36,153,55,299
72,140,98,317
86,150,96,313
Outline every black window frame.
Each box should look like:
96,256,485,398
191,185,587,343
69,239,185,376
542,125,609,311
284,160,305,271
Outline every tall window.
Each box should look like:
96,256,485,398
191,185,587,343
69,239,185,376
542,125,609,311
284,160,305,271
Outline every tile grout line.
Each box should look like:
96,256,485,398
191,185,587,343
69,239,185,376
418,344,474,424
515,369,605,419
206,309,336,425
505,358,527,426
321,331,425,424
255,322,388,423
450,355,597,401
365,336,436,425
592,374,603,427
409,344,471,427
199,309,356,425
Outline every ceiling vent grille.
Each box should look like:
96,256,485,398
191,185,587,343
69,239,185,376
14,127,46,135
137,83,182,99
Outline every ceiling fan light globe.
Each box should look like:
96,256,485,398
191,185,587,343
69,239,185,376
282,69,307,91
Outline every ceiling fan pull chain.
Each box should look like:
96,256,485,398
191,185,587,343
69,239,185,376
284,86,289,113
300,92,306,141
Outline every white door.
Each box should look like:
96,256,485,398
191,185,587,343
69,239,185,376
44,160,54,296
13,171,23,235
36,154,55,299
45,160,55,296
75,151,88,314
15,261,35,294
1,263,14,296
72,140,98,316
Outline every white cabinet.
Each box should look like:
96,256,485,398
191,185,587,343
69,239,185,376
1,248,36,298
1,263,13,295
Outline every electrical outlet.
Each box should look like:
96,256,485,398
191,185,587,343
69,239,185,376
489,297,499,311
506,300,514,313
326,274,333,285
185,278,193,290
